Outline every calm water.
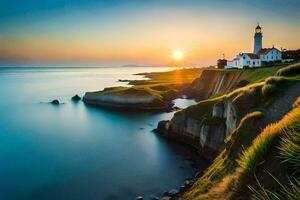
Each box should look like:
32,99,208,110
0,67,206,200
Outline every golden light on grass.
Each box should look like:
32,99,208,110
173,50,184,61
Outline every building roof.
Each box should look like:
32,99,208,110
256,47,281,56
256,48,271,55
245,53,260,59
256,25,261,30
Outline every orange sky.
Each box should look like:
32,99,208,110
0,0,299,66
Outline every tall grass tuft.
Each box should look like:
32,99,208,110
238,124,279,172
262,76,289,97
238,107,300,173
250,173,300,200
276,62,300,77
279,121,300,174
264,76,286,85
293,97,300,108
261,84,277,97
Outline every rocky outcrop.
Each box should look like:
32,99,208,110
199,125,209,148
223,100,237,136
212,103,224,118
157,98,228,159
83,89,173,111
71,94,81,101
82,83,186,111
50,99,60,105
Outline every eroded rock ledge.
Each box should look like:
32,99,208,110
156,79,300,161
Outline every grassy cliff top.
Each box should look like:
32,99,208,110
129,67,204,85
89,63,292,100
86,67,204,103
224,63,289,83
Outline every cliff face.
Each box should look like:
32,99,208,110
163,97,236,160
84,92,155,104
157,70,300,160
186,70,249,100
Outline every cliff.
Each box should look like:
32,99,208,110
185,64,287,100
83,64,286,111
155,62,300,200
186,70,247,99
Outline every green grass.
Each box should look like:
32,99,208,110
175,95,224,122
129,67,203,85
243,65,286,83
225,111,264,159
214,62,294,84
89,68,204,105
95,86,164,101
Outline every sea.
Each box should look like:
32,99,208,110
0,66,207,200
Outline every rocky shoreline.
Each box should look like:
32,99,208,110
83,94,174,112
135,134,209,200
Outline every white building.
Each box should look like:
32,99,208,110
226,53,261,68
225,25,283,69
257,47,282,62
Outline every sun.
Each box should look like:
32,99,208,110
173,50,183,61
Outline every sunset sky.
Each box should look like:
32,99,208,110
0,0,299,67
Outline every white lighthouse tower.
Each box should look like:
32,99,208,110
253,24,262,54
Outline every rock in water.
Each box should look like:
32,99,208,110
150,195,160,200
50,100,60,105
136,196,143,200
155,120,170,135
71,94,81,101
179,185,186,192
168,189,179,197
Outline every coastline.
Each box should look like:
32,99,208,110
81,62,300,200
83,97,174,111
82,68,203,111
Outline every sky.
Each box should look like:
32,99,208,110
0,0,299,67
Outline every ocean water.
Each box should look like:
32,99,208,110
0,67,207,200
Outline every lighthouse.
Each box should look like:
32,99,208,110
225,24,283,69
253,24,262,54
